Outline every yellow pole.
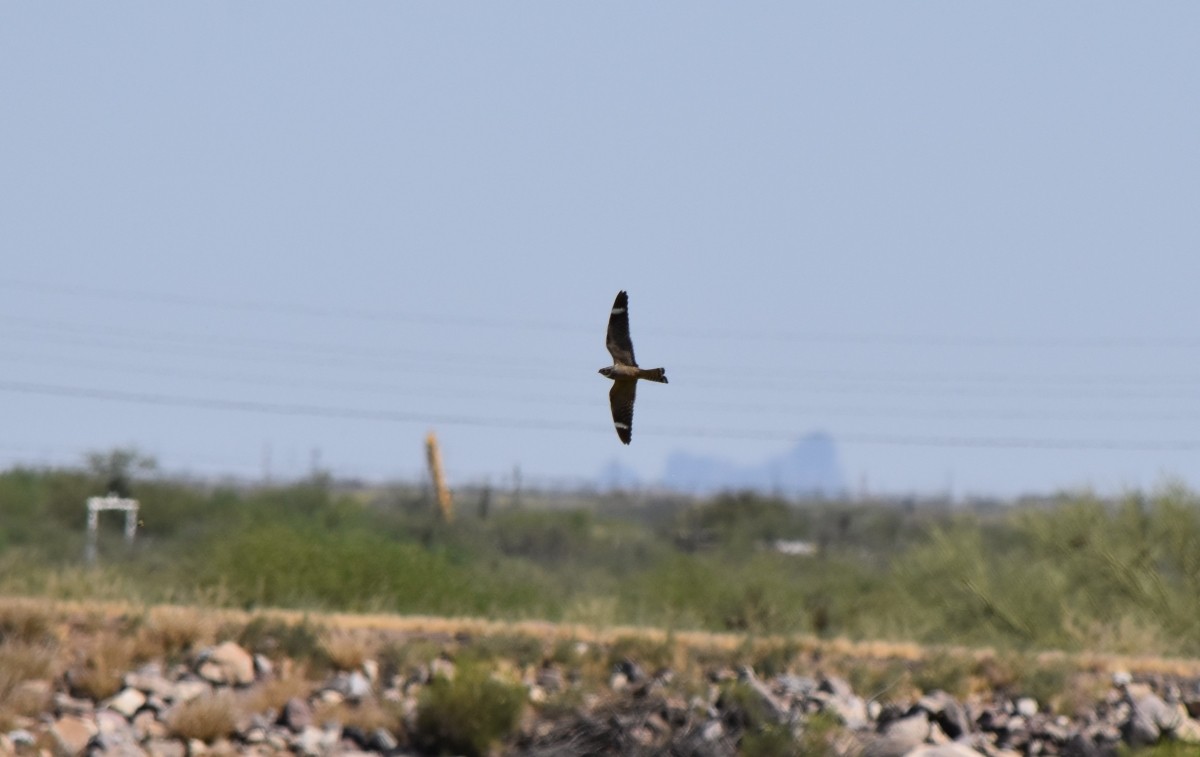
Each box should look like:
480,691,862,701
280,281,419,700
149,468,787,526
425,431,454,523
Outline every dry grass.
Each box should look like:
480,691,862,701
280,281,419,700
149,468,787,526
236,674,313,715
7,594,1200,705
0,640,59,730
0,640,59,694
68,632,138,701
314,699,405,734
136,605,218,660
321,629,375,672
168,691,237,743
0,598,58,644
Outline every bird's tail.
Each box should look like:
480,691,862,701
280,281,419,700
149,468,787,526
638,367,668,384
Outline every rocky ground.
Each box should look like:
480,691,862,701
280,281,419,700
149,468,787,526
3,601,1200,756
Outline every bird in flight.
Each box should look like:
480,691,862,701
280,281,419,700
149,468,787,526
598,290,668,444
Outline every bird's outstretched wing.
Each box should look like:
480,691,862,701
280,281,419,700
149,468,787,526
608,380,636,445
606,290,637,366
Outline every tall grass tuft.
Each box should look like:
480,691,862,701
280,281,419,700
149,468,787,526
167,692,237,743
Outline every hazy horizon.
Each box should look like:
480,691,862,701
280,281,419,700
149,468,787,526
3,4,1200,497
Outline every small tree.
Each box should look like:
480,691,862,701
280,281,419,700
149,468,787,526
86,447,156,497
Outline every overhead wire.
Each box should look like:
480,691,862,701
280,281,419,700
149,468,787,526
8,278,1200,461
7,276,1200,348
8,347,1200,423
4,377,1200,451
7,314,1200,397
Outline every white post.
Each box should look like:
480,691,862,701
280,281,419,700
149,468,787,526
85,494,140,564
86,502,100,565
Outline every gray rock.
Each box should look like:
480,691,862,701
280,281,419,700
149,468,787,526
95,709,134,738
1064,733,1105,757
735,667,789,724
282,697,313,732
91,729,147,757
973,707,1003,735
1015,698,1039,718
253,653,274,679
6,730,35,748
131,710,167,741
863,735,921,757
814,689,869,730
1036,717,1072,743
429,657,455,681
124,666,175,700
918,691,971,739
196,641,255,686
904,745,986,757
242,727,267,744
50,715,97,756
294,725,325,757
266,732,291,751
103,688,147,718
1145,694,1184,732
819,675,856,700
778,674,818,698
1084,720,1122,745
53,692,95,717
1125,691,1183,746
361,658,379,683
881,711,931,747
1175,716,1200,744
702,719,725,742
616,658,646,684
369,727,399,752
868,699,884,721
168,678,210,703
1185,693,1200,720
317,688,344,705
243,709,277,732
381,686,403,703
334,670,372,702
142,740,185,757
629,724,657,748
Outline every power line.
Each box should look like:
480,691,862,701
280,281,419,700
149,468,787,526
0,279,584,333
0,315,530,369
11,349,1200,422
0,379,595,432
7,276,1200,349
4,378,1200,450
11,315,1200,398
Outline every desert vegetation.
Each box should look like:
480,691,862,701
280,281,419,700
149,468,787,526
3,457,1200,659
6,455,1200,754
1,597,1198,755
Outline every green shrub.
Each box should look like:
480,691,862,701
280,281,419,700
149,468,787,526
236,615,326,665
718,681,797,755
415,662,526,757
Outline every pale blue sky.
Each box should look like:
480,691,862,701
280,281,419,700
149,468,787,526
2,4,1199,496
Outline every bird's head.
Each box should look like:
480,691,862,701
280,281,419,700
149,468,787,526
598,366,614,378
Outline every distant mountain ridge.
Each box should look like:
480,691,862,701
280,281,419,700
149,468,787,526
600,432,845,495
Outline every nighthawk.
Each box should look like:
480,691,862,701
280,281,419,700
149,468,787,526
598,290,668,444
